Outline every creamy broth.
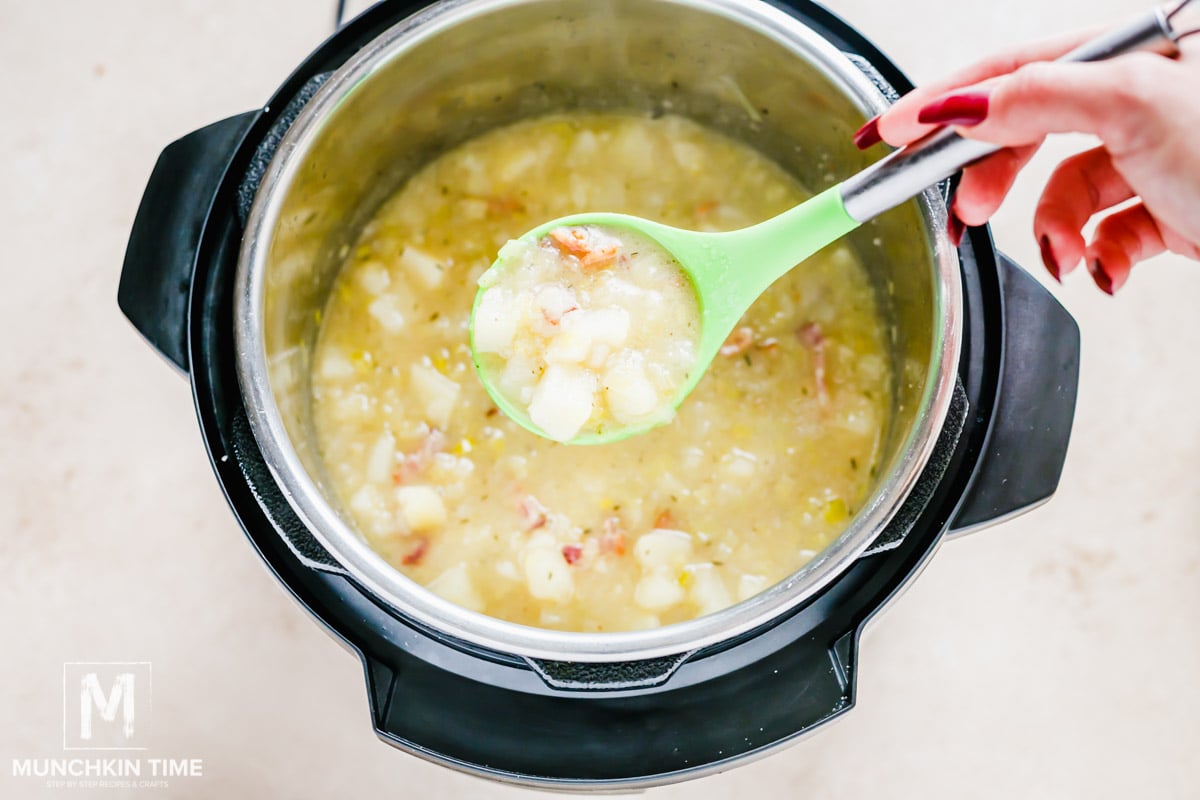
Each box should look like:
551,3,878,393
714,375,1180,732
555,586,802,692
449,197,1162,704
311,113,892,632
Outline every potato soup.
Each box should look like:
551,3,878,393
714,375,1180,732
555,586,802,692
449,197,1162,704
310,113,892,632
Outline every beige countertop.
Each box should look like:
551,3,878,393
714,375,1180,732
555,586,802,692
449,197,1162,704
2,1,1198,797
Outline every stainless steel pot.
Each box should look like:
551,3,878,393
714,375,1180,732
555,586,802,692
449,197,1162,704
234,0,962,661
120,0,1082,784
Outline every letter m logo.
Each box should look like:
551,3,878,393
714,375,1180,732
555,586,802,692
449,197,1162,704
63,662,151,750
80,672,135,740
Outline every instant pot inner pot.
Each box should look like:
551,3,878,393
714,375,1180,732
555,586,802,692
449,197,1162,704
259,0,937,610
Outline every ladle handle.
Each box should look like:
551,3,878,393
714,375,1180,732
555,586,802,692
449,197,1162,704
839,3,1190,224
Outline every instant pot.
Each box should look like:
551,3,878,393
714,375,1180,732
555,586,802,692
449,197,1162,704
119,0,1080,789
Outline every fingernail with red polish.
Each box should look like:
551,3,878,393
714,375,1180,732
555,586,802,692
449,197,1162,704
948,209,965,247
853,117,882,150
1039,235,1061,283
1089,259,1116,296
918,91,991,127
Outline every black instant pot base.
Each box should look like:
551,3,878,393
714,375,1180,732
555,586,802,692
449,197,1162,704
183,0,1008,788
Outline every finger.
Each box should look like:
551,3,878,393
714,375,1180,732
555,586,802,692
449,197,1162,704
947,54,1175,152
952,144,1041,226
1157,221,1200,262
1033,146,1135,280
872,28,1098,147
1084,203,1166,295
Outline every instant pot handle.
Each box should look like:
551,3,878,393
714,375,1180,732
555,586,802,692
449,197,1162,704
118,112,258,373
524,651,695,691
948,253,1080,535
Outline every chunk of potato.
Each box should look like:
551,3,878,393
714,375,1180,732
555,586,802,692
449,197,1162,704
634,569,685,611
737,573,770,602
544,328,591,364
399,245,444,290
720,448,758,480
625,612,662,631
528,364,596,442
671,140,705,172
523,546,574,603
348,484,395,538
357,261,391,295
634,529,693,569
395,485,446,532
410,364,460,429
368,294,406,333
567,129,599,160
563,307,630,350
365,431,396,484
494,560,520,582
317,349,355,380
499,148,540,182
615,125,655,173
533,286,579,326
428,563,485,612
545,308,630,366
473,288,519,355
604,353,662,424
688,564,733,616
456,198,489,221
838,395,877,436
498,353,540,404
335,391,373,421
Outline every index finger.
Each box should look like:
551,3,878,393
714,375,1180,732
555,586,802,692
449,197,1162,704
875,27,1101,146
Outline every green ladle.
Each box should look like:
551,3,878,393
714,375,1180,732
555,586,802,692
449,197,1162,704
469,2,1189,445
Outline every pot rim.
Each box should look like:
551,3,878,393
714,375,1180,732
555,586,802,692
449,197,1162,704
234,0,963,662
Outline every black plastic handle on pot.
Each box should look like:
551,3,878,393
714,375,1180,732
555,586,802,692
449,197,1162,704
949,254,1081,535
118,112,258,373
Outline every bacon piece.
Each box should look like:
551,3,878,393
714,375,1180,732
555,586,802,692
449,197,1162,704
546,226,620,269
401,537,429,566
391,429,447,485
720,326,755,357
562,544,583,565
653,509,678,530
519,494,549,531
486,195,525,216
798,322,828,405
541,304,578,326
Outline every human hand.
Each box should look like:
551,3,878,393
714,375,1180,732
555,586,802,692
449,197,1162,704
853,30,1200,294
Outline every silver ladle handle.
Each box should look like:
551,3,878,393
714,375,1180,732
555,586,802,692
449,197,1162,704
840,0,1199,224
